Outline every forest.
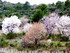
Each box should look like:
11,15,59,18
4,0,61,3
0,0,69,18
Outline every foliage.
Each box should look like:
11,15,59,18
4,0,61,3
23,1,31,10
39,41,70,48
16,46,24,51
31,9,43,22
0,38,8,47
38,4,47,10
60,36,69,41
65,42,70,47
63,0,70,16
64,0,70,10
48,34,61,41
5,32,25,39
6,32,17,39
56,1,64,10
0,0,69,18
12,12,22,18
38,4,48,15
9,40,20,48
17,32,25,37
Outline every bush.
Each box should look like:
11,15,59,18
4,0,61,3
50,42,58,47
0,38,8,47
65,42,70,47
16,46,24,51
60,36,69,41
47,34,61,41
6,32,17,39
39,41,68,48
17,32,25,38
6,32,25,39
57,42,64,47
9,40,20,47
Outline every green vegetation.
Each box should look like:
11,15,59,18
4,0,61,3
31,9,43,22
6,32,25,39
0,0,70,51
0,33,70,51
0,38,8,47
6,33,17,39
38,4,48,15
0,0,69,19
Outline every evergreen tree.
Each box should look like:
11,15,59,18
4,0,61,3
31,9,43,22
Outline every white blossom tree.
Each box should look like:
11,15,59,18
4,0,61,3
43,13,60,34
2,15,21,35
23,23,32,33
58,16,70,40
20,16,29,27
42,13,70,40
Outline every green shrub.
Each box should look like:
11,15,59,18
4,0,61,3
17,32,25,37
48,34,61,41
50,42,57,47
6,32,25,39
60,36,69,41
6,32,17,39
57,42,62,47
65,42,70,47
31,9,43,22
16,46,24,51
0,38,8,47
47,42,66,47
9,40,20,47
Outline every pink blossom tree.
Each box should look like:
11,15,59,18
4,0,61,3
43,13,60,34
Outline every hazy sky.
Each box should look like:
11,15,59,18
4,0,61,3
2,0,66,5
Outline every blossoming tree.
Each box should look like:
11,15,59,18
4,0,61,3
58,16,70,40
42,13,70,40
2,15,21,35
22,23,47,46
23,23,32,33
43,13,60,34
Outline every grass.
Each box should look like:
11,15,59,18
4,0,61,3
0,33,70,51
